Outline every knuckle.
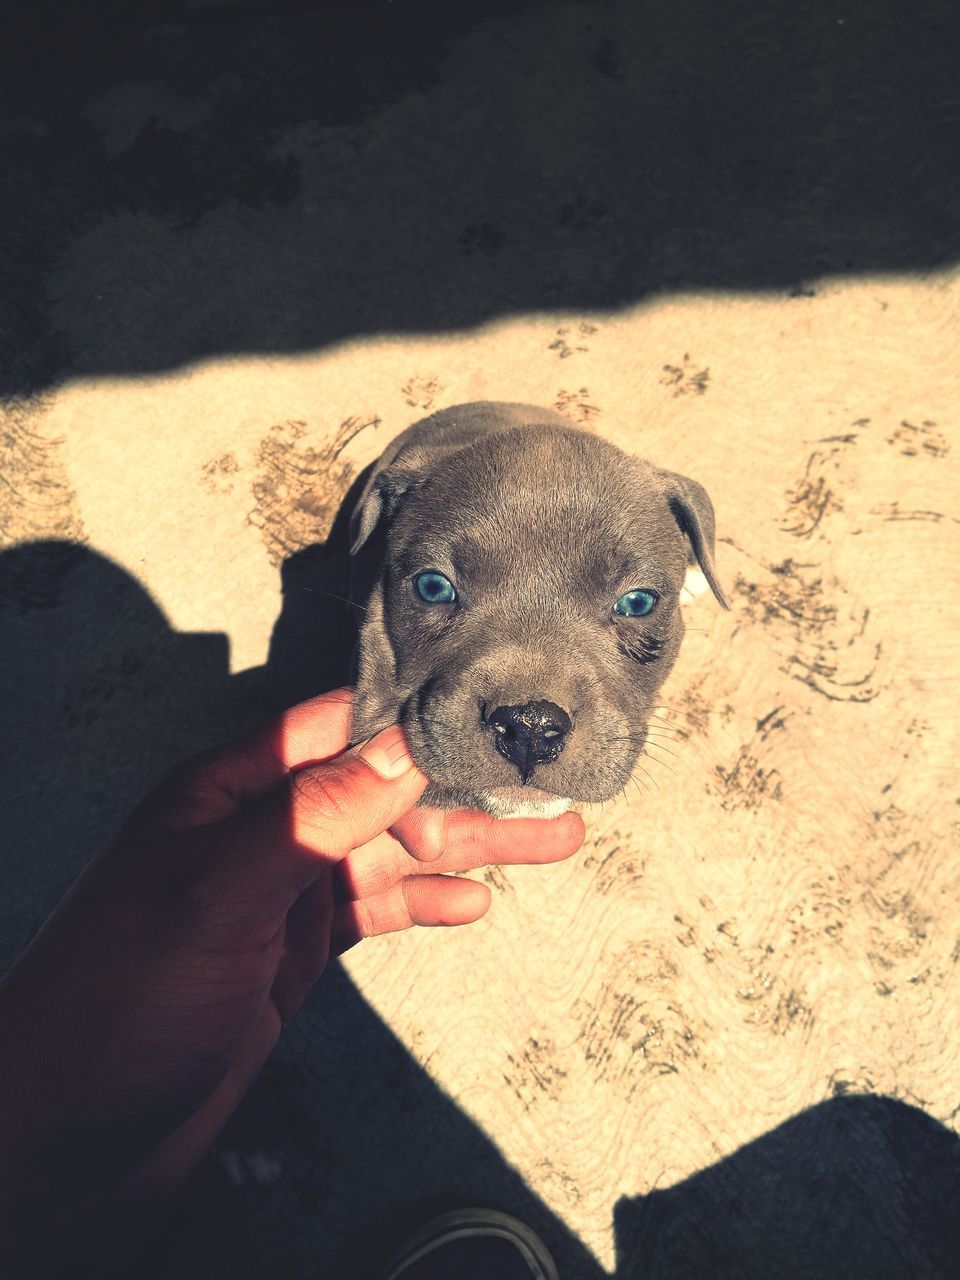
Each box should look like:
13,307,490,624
151,753,223,827
292,766,355,825
423,809,451,861
290,764,362,852
351,898,375,941
393,807,450,864
400,877,425,927
160,753,210,799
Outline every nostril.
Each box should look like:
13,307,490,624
486,699,572,776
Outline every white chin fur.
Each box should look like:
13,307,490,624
477,790,573,819
680,566,709,605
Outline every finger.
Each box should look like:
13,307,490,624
286,726,429,860
332,829,408,902
150,688,356,830
136,724,430,936
271,875,335,1021
335,808,584,903
389,806,586,868
218,725,430,905
331,875,492,951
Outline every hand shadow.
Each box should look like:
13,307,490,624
0,520,602,1280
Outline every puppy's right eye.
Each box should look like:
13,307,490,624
414,570,457,604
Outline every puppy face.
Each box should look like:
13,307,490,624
350,423,726,816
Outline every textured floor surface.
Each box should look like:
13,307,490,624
2,2,959,1277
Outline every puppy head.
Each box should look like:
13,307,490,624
349,424,726,816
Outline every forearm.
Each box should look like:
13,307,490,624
0,984,169,1277
0,933,176,1275
0,981,72,1271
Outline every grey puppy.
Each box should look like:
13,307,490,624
348,402,727,818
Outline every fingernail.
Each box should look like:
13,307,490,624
358,725,417,779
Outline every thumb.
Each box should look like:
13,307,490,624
237,724,430,896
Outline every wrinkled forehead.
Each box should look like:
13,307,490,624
392,433,687,586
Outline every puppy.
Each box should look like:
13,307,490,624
348,402,727,818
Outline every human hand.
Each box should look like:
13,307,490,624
0,687,584,1268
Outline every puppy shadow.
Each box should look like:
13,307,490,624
252,462,372,710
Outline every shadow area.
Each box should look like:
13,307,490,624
3,0,960,396
3,538,959,1277
614,1095,960,1280
0,531,603,1280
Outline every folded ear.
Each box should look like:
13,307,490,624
349,466,423,554
658,469,729,609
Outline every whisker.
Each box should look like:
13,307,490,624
650,705,703,727
631,761,660,794
301,587,369,613
642,749,676,778
630,774,652,800
604,731,682,749
647,716,693,734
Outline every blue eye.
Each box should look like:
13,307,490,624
613,589,659,617
414,571,457,604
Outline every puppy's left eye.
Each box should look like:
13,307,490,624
613,589,659,617
414,570,457,604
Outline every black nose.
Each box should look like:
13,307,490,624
486,700,572,783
